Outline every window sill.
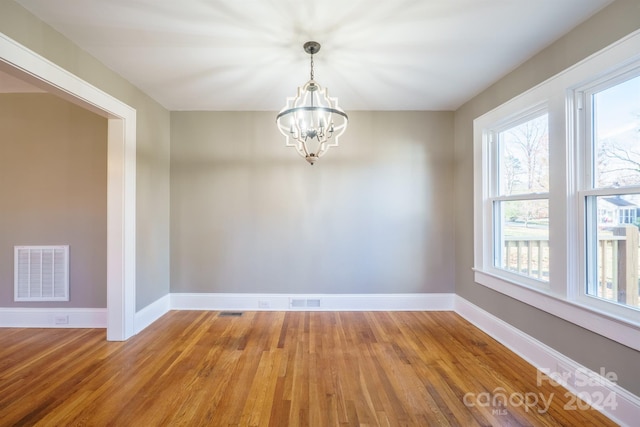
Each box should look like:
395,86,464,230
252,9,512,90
473,268,640,352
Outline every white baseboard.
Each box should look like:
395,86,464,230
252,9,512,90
0,307,106,328
170,292,455,311
134,294,171,334
454,296,640,426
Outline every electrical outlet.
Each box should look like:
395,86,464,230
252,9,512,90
54,314,69,325
258,300,270,309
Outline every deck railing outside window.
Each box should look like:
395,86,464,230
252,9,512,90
503,227,640,308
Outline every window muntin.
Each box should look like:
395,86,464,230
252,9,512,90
584,72,640,312
490,112,550,284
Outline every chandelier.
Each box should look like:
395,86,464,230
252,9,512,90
276,41,348,165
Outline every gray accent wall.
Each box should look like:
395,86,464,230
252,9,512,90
0,1,171,311
454,0,640,395
171,111,455,294
0,93,106,307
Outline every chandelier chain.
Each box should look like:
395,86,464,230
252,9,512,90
310,54,314,80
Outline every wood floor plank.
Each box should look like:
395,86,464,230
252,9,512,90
0,311,617,426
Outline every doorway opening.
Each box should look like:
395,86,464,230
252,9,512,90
0,33,136,340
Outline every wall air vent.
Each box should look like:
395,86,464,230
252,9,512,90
14,246,69,302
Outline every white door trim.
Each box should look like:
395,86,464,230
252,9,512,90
0,33,136,341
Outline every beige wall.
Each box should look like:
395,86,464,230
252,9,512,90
454,0,640,395
171,111,454,294
0,93,106,307
0,1,171,310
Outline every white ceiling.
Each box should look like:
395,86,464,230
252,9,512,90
14,0,613,111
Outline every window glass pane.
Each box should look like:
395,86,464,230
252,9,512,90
593,75,640,188
498,114,549,196
588,194,640,310
495,199,549,281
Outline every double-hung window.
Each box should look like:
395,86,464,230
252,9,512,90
474,30,640,351
578,70,640,316
489,110,550,286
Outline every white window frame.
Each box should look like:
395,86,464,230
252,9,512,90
574,63,640,322
485,105,550,291
474,29,640,352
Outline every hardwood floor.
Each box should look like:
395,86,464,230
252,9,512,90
0,311,614,426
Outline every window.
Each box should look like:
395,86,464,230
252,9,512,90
474,30,640,352
580,72,640,312
490,111,550,284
